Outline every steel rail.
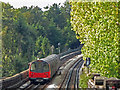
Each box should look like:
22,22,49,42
65,59,83,90
74,60,84,90
58,55,83,89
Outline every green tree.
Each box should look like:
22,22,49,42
35,36,51,58
2,1,81,77
70,2,119,78
2,2,37,76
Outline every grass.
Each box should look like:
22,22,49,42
79,67,91,88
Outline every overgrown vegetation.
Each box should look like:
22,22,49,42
70,1,120,78
79,67,91,88
2,1,80,77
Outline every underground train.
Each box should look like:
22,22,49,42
29,54,60,83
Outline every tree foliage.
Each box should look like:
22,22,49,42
70,1,119,78
2,1,80,77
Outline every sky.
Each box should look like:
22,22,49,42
0,0,67,10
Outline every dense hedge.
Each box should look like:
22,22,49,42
70,1,120,78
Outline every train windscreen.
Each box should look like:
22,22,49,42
30,61,49,73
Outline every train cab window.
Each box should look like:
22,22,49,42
30,62,36,71
30,61,49,73
37,62,42,72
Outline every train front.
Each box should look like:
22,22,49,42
29,60,51,83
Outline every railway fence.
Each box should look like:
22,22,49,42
0,47,82,90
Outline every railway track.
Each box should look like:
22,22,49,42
18,83,45,90
59,58,84,90
1,47,83,90
17,54,83,90
18,81,48,90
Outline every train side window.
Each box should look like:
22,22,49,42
43,62,49,72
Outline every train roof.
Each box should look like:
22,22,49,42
40,54,59,63
29,54,59,64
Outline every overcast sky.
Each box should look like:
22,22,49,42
0,0,67,10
